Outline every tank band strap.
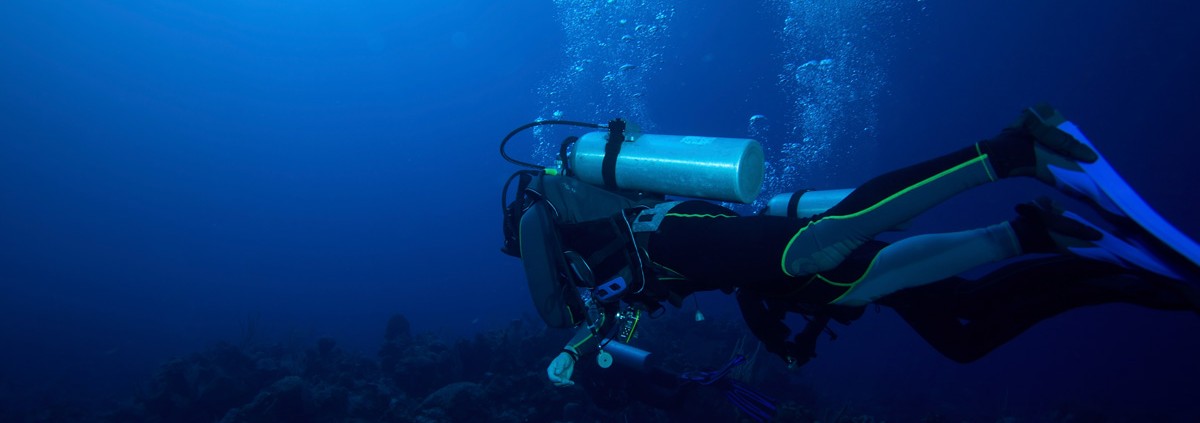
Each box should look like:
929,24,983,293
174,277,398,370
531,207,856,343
787,190,809,219
602,119,627,189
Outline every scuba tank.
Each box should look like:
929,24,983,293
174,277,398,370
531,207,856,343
569,127,764,204
763,189,854,219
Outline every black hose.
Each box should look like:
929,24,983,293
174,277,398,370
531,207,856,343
500,119,602,169
558,136,579,176
501,170,527,212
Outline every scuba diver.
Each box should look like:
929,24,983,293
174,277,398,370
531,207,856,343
498,104,1200,403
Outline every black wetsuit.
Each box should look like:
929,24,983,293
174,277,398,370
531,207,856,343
645,200,889,304
644,140,1022,305
881,256,1196,362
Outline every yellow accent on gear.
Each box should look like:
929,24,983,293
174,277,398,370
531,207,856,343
779,153,994,277
664,213,737,219
622,311,641,343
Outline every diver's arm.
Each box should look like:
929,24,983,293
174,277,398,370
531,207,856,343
735,290,788,351
788,315,827,367
547,307,613,386
564,324,603,355
736,290,819,367
547,326,592,387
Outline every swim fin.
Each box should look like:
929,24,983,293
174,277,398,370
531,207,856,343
681,355,777,422
1026,106,1200,282
1062,209,1186,281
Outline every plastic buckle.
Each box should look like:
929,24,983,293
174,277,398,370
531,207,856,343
593,277,628,302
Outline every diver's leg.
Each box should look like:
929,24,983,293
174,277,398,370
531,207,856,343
783,144,999,276
782,104,1115,277
826,197,1121,306
829,222,1023,306
882,256,1198,363
874,278,988,363
883,256,1127,363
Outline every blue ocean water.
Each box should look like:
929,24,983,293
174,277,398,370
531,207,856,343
1,0,1198,421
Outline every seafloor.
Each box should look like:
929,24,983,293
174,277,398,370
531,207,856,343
3,309,1140,423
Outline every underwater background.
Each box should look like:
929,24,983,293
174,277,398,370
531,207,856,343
2,0,1198,422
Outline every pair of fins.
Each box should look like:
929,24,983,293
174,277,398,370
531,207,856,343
681,354,776,422
1029,104,1200,285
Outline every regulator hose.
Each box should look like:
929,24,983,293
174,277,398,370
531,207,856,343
499,119,603,169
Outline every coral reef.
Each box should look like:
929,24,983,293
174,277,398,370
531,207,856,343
28,309,798,423
8,308,1159,422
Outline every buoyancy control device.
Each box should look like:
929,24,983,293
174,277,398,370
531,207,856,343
500,118,765,328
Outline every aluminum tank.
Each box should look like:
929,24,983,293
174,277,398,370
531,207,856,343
570,131,764,203
765,189,854,219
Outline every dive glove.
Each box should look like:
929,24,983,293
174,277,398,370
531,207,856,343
547,347,577,387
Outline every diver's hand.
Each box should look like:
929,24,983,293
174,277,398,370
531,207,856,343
770,341,815,369
547,348,577,387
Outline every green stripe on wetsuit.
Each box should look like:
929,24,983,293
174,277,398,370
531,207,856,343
782,145,999,277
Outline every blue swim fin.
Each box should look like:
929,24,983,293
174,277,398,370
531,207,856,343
681,355,777,422
1059,210,1184,280
1042,119,1200,281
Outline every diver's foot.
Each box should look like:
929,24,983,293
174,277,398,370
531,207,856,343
1016,104,1115,214
1017,103,1100,166
1010,197,1102,254
1010,198,1187,281
984,105,1200,275
979,103,1098,185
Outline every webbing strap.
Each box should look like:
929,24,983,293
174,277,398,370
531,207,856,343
786,190,807,219
631,201,682,233
601,119,626,189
